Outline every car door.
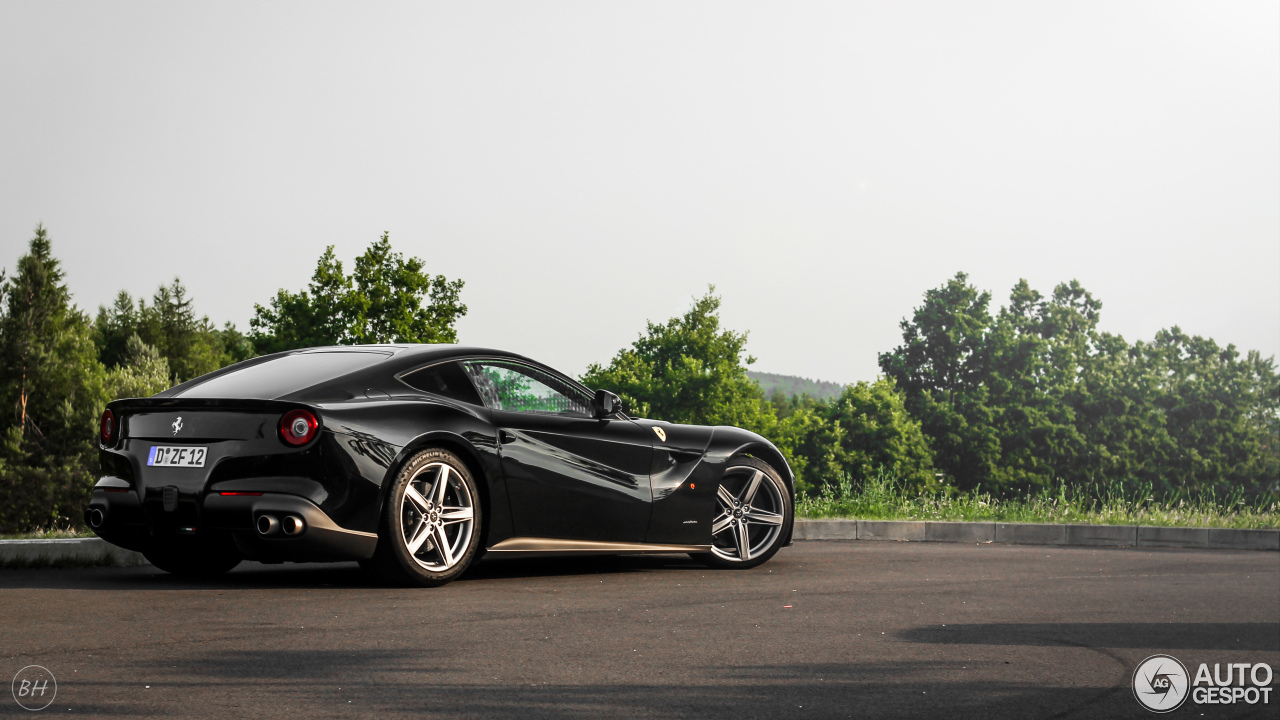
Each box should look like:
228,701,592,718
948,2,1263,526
461,359,653,542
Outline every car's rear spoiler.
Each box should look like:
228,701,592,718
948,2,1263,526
105,397,308,413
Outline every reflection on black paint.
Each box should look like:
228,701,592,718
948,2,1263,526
650,449,703,501
518,431,645,493
341,428,398,469
496,419,653,542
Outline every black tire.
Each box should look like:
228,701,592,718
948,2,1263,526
691,455,792,570
143,539,242,577
367,448,482,587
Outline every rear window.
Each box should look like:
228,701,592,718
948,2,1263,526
400,362,484,406
177,351,390,399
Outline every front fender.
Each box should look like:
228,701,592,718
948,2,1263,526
710,427,796,546
640,421,795,546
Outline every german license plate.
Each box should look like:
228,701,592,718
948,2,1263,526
147,446,208,468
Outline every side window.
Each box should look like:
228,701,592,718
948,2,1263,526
400,362,484,406
461,361,592,417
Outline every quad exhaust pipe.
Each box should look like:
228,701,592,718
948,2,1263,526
256,514,305,537
256,514,280,536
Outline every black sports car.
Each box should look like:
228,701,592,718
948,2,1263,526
87,345,795,586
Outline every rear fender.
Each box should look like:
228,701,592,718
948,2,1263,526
381,428,510,550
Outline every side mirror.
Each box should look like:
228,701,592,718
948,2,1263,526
592,389,622,419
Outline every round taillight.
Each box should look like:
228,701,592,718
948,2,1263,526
279,409,319,447
100,409,115,445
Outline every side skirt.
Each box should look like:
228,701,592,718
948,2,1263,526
485,537,712,556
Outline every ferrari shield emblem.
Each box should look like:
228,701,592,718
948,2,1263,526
652,426,666,442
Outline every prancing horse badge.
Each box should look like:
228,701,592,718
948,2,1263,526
652,426,666,442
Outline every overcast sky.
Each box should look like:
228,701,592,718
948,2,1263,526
2,2,1277,384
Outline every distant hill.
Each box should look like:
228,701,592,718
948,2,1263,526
747,371,845,401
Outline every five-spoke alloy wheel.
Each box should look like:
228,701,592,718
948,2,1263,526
695,456,792,569
369,448,482,586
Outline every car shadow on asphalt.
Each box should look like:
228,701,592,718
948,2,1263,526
897,622,1280,652
0,553,710,591
67,654,1144,720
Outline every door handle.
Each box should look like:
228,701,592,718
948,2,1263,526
500,430,517,444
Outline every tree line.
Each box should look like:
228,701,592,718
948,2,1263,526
589,275,1275,500
1,225,1275,532
0,226,466,531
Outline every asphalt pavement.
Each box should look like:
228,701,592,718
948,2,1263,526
2,542,1277,719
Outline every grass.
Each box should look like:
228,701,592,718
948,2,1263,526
0,525,139,569
0,552,129,570
796,469,1280,530
0,525,94,540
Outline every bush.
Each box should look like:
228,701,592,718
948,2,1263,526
826,379,935,491
105,335,172,401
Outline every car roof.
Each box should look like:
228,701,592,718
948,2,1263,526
158,344,568,402
268,344,568,388
300,344,536,369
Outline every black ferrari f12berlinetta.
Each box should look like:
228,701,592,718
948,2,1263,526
88,345,795,586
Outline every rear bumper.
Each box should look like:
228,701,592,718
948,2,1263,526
87,488,377,563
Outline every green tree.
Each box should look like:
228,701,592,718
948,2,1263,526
93,290,142,371
825,378,936,491
770,405,844,494
983,279,1095,490
1142,328,1277,494
94,280,252,383
1069,331,1174,486
883,272,1279,498
581,287,774,433
248,247,352,353
347,233,467,344
104,334,172,401
879,272,1000,491
0,225,108,531
250,233,467,352
768,379,935,495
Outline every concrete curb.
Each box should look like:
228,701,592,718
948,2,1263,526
0,538,148,567
2,520,1277,568
794,520,1279,551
